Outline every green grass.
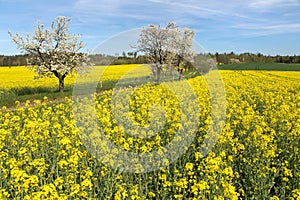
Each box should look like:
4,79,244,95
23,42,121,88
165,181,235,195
218,62,300,71
0,88,74,108
0,80,121,108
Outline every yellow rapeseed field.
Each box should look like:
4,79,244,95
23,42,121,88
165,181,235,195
0,66,300,199
0,64,149,91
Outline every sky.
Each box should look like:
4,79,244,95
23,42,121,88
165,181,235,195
1,0,300,56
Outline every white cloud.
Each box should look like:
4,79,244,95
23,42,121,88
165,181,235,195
71,0,264,27
233,23,300,36
248,0,299,9
71,0,300,39
238,23,300,30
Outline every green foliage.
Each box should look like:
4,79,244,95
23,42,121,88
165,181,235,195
215,52,300,64
0,55,28,66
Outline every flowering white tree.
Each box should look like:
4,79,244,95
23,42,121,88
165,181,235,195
9,16,89,92
174,28,195,80
136,22,196,83
137,22,179,84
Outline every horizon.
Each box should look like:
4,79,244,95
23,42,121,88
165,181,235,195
1,52,300,57
1,0,300,56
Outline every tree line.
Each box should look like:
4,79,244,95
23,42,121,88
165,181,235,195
215,52,300,65
0,55,28,66
2,52,300,67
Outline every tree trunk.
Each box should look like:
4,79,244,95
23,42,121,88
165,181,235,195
58,76,65,93
52,70,66,93
178,69,183,81
156,65,161,84
178,61,183,81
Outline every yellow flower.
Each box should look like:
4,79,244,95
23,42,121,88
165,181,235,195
292,189,300,199
18,147,27,155
185,162,194,171
81,179,93,190
148,191,156,198
70,184,80,197
54,177,64,189
0,189,10,199
174,194,183,199
270,196,280,200
78,191,88,198
175,178,188,189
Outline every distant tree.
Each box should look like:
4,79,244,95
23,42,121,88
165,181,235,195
9,16,89,92
127,52,134,58
136,22,178,83
133,51,137,59
289,56,294,63
2,57,10,66
136,55,149,64
279,56,283,63
194,54,214,74
215,52,220,63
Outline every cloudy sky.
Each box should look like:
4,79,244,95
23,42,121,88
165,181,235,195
1,0,300,55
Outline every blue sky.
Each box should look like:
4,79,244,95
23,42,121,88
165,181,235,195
1,0,300,55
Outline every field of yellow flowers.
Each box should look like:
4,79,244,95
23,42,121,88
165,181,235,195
0,65,149,91
0,65,150,106
0,66,300,199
